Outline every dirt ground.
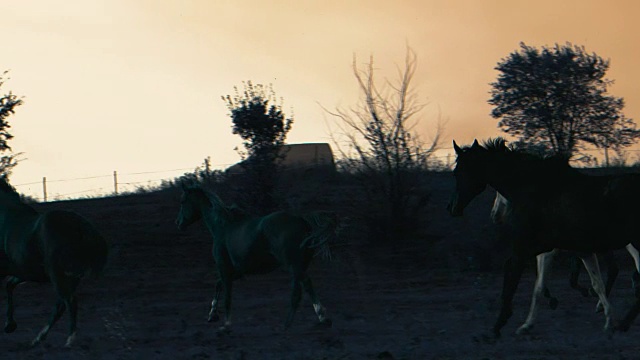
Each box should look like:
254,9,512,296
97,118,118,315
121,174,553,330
2,175,640,359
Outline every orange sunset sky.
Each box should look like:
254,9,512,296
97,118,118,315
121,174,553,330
2,0,639,200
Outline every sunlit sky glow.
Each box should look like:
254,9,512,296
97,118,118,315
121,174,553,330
2,0,639,200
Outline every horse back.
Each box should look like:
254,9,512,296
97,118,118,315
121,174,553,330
219,212,310,274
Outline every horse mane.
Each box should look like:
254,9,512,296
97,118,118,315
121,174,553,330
482,137,510,152
186,185,248,220
0,177,23,202
480,138,570,165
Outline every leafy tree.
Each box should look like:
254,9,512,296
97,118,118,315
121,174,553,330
0,71,23,178
222,81,293,213
489,42,639,163
326,47,443,243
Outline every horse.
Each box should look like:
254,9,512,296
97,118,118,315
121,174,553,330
175,184,336,331
491,191,640,333
447,138,640,337
0,178,108,347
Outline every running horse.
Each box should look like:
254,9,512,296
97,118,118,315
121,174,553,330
175,184,336,331
0,177,108,347
447,138,640,337
491,191,640,333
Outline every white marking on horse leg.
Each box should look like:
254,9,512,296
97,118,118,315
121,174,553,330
517,250,554,334
313,303,327,322
581,254,613,331
64,331,76,348
31,325,50,346
208,298,218,320
626,244,640,273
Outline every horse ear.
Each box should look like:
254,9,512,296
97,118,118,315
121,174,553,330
471,139,481,149
453,140,462,154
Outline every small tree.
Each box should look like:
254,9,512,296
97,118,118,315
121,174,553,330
326,47,443,243
489,42,639,163
0,71,23,178
222,81,293,213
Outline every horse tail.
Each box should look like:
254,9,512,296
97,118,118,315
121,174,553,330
42,211,109,279
300,211,339,260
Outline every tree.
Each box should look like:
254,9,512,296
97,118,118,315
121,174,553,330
0,71,23,178
326,47,443,243
222,81,293,213
489,42,639,162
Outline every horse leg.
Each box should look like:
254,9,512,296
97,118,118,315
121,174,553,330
569,256,590,297
32,274,80,347
285,273,304,329
595,251,619,313
493,254,525,337
542,286,558,310
207,280,222,322
617,244,640,332
626,244,640,293
517,250,555,334
579,254,612,332
301,275,331,326
219,277,233,332
5,277,24,333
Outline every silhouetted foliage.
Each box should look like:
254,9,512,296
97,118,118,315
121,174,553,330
326,47,443,243
222,81,293,213
490,42,640,163
0,71,23,178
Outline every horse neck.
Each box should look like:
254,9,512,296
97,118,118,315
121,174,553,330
0,194,38,219
0,196,39,249
199,199,230,238
482,154,554,203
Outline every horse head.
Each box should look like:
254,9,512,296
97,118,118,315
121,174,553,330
447,139,492,216
176,183,209,230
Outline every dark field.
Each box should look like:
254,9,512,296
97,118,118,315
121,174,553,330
2,173,640,359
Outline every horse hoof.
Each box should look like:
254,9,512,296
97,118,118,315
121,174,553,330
516,325,532,335
473,332,497,344
64,333,76,348
4,321,17,333
320,318,333,328
313,318,332,329
208,313,220,323
217,326,231,336
548,297,558,310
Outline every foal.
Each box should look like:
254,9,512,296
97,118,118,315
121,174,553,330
0,178,108,347
176,184,336,331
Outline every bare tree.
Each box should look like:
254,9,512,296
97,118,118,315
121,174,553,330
325,47,443,243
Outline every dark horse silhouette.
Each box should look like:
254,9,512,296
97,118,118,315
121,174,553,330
447,139,640,337
491,191,640,333
175,184,336,331
0,178,108,347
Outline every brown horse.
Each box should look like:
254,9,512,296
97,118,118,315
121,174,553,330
448,138,640,337
0,178,108,347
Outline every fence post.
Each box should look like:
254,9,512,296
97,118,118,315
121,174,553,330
42,177,47,202
113,171,118,195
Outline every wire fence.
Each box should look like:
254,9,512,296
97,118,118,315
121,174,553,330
11,163,233,202
9,146,639,202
